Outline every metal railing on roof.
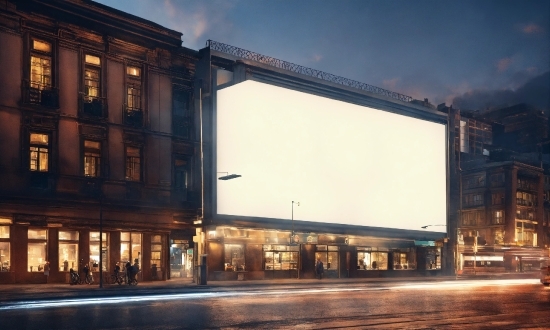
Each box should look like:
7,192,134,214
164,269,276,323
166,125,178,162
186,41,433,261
207,40,413,103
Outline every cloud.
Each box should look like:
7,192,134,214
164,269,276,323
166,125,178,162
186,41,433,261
497,57,513,72
452,71,550,112
521,23,544,34
382,78,399,89
311,54,322,62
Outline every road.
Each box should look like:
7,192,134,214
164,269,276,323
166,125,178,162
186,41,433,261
1,279,549,329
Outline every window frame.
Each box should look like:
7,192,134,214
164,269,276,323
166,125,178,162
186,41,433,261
29,132,51,172
82,139,102,178
125,145,142,182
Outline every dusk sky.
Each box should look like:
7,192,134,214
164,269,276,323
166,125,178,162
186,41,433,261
95,0,550,112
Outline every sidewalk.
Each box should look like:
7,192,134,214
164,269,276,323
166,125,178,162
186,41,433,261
0,272,540,303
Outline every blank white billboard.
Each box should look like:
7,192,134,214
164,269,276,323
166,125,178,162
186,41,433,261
216,80,446,232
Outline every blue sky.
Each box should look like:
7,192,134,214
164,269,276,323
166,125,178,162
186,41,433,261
95,0,550,110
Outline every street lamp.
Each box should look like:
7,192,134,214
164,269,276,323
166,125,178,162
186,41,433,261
217,172,242,180
291,201,300,244
421,224,446,230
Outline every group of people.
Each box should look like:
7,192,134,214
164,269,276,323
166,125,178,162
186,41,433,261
114,259,140,284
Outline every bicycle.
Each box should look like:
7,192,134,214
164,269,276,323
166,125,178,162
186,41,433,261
110,271,125,285
81,264,94,285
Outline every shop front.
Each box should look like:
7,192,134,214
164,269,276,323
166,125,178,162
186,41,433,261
204,226,444,281
0,221,169,284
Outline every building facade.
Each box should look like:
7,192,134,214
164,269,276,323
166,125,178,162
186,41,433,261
0,0,200,283
440,104,550,275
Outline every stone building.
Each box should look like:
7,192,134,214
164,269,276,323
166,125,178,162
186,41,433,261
0,0,200,283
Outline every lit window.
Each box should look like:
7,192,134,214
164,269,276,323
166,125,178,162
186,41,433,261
127,66,140,77
30,39,52,92
84,54,101,101
28,229,47,272
89,231,108,272
125,146,141,181
59,231,79,272
151,235,163,271
85,54,101,66
0,226,10,272
121,232,142,267
29,133,49,172
84,140,101,177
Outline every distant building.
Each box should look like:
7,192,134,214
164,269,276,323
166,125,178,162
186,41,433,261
0,0,200,283
439,103,550,274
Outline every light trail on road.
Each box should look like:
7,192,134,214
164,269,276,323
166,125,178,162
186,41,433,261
0,279,542,311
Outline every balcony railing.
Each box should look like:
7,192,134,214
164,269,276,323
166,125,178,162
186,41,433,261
81,95,106,117
124,108,143,127
23,81,59,109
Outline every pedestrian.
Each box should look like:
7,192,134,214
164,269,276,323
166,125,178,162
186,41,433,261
125,261,132,283
315,258,324,279
44,261,50,282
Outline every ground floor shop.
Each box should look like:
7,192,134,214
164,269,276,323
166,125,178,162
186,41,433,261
0,221,192,284
457,246,550,275
203,226,445,281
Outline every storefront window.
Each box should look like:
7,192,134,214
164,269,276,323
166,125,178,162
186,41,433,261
0,226,10,272
392,248,415,270
170,240,193,278
90,231,108,272
59,230,79,272
224,244,245,271
357,248,388,270
151,235,163,269
263,245,298,270
426,247,441,269
121,232,142,268
28,229,47,272
315,245,339,271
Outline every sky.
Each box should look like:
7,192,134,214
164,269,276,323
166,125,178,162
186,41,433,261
95,0,550,112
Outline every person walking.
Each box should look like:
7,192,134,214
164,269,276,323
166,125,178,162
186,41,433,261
315,258,324,279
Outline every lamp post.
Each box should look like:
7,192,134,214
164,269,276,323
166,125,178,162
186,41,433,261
217,172,242,180
291,201,300,244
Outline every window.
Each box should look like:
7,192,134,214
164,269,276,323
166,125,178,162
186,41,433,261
224,244,245,271
516,208,535,221
490,173,505,187
315,245,339,272
463,193,484,207
121,232,142,267
90,231,108,272
0,226,10,272
518,178,537,191
494,229,504,245
59,231,79,272
516,221,537,246
84,140,101,177
29,39,52,104
517,191,537,207
28,229,47,272
392,249,416,270
84,55,101,101
463,174,486,189
125,146,141,181
151,235,163,269
126,66,141,111
263,245,298,271
491,193,504,205
492,210,504,224
173,86,192,138
357,248,388,270
174,158,189,192
29,133,49,172
462,211,485,226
